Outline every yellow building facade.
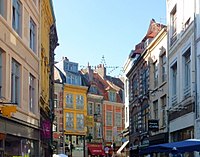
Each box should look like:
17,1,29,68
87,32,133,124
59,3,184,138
40,0,54,113
63,83,88,155
40,0,58,156
64,84,88,135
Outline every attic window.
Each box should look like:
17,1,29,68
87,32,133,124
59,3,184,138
109,91,116,102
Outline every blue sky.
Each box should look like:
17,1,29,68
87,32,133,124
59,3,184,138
53,0,166,77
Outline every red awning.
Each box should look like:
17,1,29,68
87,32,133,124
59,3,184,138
87,144,105,156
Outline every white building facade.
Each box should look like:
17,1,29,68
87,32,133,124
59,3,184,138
167,0,196,141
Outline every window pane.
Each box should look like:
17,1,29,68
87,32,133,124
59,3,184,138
11,59,20,104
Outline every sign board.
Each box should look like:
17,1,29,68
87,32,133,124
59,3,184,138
148,119,159,131
85,116,94,127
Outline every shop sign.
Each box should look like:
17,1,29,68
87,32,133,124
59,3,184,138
148,119,159,131
85,116,94,127
42,120,51,139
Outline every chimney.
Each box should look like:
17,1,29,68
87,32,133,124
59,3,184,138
87,62,93,81
96,64,106,78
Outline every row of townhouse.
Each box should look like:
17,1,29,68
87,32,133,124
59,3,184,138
122,0,200,156
0,0,58,156
53,57,124,157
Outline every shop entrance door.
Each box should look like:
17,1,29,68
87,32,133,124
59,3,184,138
0,151,4,157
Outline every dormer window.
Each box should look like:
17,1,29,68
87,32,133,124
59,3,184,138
108,91,116,102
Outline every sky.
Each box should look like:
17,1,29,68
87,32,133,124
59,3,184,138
53,0,166,77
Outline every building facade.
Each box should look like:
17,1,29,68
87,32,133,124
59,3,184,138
40,0,58,156
167,0,195,142
0,0,40,156
56,57,88,157
148,28,168,146
127,19,165,156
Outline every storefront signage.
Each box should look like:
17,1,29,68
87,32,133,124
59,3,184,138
42,120,51,139
148,119,159,131
85,116,94,127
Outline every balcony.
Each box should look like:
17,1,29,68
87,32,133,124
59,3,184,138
171,95,177,106
170,32,177,46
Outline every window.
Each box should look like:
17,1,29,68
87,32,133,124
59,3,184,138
0,0,5,17
96,123,102,138
131,76,138,100
54,94,58,108
183,48,191,97
53,117,57,132
161,53,167,82
11,59,20,104
88,102,93,115
106,130,112,141
88,127,94,138
0,51,2,97
12,0,21,35
66,113,74,130
171,62,177,104
170,5,177,45
95,103,101,115
108,91,116,102
76,114,84,130
142,68,148,95
115,113,122,127
66,74,81,85
161,95,166,127
153,100,158,119
76,95,84,109
64,61,78,73
66,94,73,108
153,62,158,88
30,18,36,52
29,74,35,113
106,111,112,126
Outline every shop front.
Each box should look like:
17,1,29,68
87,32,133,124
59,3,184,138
87,143,105,157
0,117,40,156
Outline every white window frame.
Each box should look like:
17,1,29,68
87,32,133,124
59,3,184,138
76,95,84,109
76,114,84,130
171,62,177,105
29,74,35,113
106,111,112,126
11,59,20,104
88,102,93,115
66,112,74,130
170,5,177,46
183,48,191,97
106,130,112,141
153,62,158,88
109,91,116,102
12,0,21,35
153,100,158,119
161,53,167,82
30,17,36,53
95,103,101,115
66,93,73,108
115,112,122,127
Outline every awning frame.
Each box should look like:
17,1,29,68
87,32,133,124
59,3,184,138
117,140,129,154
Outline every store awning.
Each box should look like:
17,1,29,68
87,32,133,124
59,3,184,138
140,139,200,155
117,140,129,154
87,144,105,156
